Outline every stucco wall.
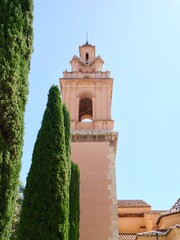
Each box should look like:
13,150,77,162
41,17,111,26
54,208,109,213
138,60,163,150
158,213,180,229
119,216,145,234
118,207,151,214
71,131,118,240
167,228,180,240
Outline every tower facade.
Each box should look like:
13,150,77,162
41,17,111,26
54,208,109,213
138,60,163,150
60,42,119,240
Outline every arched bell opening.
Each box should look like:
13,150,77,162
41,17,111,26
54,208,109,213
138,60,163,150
79,98,93,122
85,53,89,64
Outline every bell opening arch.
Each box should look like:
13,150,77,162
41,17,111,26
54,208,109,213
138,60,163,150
77,91,95,122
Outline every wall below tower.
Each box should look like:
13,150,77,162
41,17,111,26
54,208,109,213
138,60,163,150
71,131,119,240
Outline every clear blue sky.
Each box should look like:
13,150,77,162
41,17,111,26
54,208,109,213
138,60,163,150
21,0,180,210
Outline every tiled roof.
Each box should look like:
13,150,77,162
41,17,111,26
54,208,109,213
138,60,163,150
157,209,180,224
117,200,151,208
136,229,167,237
136,224,180,239
170,198,180,212
148,210,167,214
156,198,180,224
119,234,136,240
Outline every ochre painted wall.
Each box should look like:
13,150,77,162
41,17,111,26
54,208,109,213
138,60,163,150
158,213,180,229
118,217,145,234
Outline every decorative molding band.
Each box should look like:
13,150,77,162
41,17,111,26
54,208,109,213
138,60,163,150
71,130,118,150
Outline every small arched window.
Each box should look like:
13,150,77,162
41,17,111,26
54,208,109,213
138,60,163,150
85,53,89,64
79,98,92,122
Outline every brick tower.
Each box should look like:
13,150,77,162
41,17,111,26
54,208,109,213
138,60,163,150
60,42,119,240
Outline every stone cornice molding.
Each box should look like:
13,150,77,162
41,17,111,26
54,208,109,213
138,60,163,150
60,78,113,87
71,130,118,151
61,71,111,79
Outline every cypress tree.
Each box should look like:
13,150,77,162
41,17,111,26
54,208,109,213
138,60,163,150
0,0,33,238
69,162,80,240
62,104,80,239
63,104,71,164
18,86,69,240
62,104,71,235
10,184,24,240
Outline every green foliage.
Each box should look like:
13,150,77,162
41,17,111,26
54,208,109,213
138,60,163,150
18,86,69,240
63,104,71,162
69,162,80,240
10,184,24,240
62,104,71,238
63,104,80,239
0,0,33,238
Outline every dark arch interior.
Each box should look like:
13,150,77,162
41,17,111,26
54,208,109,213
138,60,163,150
79,98,92,121
85,53,89,64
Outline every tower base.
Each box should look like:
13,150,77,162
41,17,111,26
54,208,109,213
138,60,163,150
71,130,119,240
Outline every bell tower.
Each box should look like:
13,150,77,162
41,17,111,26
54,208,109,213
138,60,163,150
60,42,119,240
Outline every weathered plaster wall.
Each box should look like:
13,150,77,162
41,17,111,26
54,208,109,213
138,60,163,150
71,131,118,240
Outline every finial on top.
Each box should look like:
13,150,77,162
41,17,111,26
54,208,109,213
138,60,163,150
86,32,88,44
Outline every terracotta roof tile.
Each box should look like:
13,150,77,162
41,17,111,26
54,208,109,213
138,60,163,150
145,210,167,214
136,229,167,237
117,200,151,208
161,208,180,217
136,224,180,238
119,234,136,240
156,198,180,224
170,198,180,212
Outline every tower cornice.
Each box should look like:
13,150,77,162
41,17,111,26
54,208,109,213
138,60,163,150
72,130,118,151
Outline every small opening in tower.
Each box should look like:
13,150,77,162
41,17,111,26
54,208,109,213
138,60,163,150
79,98,93,122
85,53,89,64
